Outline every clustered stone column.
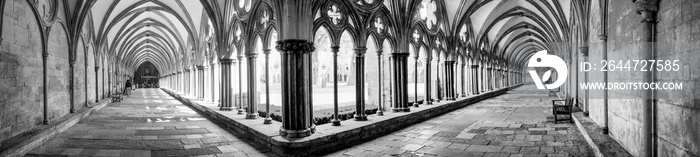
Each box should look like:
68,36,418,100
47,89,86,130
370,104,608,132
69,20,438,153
436,58,442,102
197,65,206,99
461,63,466,97
391,53,410,112
219,59,234,111
354,47,368,120
277,39,315,138
424,56,432,105
245,53,259,119
444,61,455,101
472,64,479,95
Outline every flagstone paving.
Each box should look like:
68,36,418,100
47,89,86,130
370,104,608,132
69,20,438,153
26,89,272,157
329,85,593,157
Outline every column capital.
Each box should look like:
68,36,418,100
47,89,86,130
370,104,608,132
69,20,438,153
471,65,479,68
598,34,608,41
246,53,259,59
263,49,272,55
184,69,191,72
579,46,589,57
95,66,100,71
354,47,367,57
390,52,410,58
42,53,49,59
634,0,658,22
197,65,206,70
219,58,235,64
276,39,315,54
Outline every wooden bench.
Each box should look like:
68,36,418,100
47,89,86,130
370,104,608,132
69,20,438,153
552,94,573,123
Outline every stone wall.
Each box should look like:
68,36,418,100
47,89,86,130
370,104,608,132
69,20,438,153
74,39,86,111
0,0,46,142
46,22,70,120
584,1,700,156
655,0,700,156
87,45,96,103
0,0,101,143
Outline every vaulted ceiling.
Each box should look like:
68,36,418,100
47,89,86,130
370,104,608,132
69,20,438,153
69,0,575,75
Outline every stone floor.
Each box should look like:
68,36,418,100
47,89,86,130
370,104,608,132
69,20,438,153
26,89,271,157
329,85,593,157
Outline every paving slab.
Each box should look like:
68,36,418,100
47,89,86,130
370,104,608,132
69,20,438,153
332,85,593,157
25,89,268,157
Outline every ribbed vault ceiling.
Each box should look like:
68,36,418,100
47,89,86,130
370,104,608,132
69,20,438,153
79,0,573,76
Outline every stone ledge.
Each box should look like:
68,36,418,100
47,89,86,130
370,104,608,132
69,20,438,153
0,99,112,157
163,84,521,156
572,112,633,157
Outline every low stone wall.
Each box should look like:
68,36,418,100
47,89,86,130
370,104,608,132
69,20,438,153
163,84,521,156
0,99,112,157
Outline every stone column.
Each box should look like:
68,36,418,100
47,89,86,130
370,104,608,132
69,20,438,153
246,53,259,119
184,69,190,95
436,58,442,102
412,54,419,107
471,65,479,95
42,52,49,125
237,56,245,115
95,66,100,102
219,59,234,111
211,63,217,104
354,47,368,120
263,49,272,124
376,50,384,115
461,63,466,97
276,40,315,138
331,46,341,126
391,53,409,112
197,66,204,99
444,61,454,100
636,1,657,155
580,47,590,117
69,61,76,113
424,56,432,105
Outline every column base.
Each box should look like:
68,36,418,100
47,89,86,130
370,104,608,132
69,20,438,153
43,120,49,125
264,118,273,124
279,128,312,138
237,109,245,115
219,107,233,111
424,100,432,105
354,114,367,121
391,108,402,112
377,110,384,116
583,112,589,117
245,113,259,119
401,108,411,112
413,102,420,108
461,94,466,97
331,119,341,126
473,92,479,95
70,109,76,113
602,127,609,134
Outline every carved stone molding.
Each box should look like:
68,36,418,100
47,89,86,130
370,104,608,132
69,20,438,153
276,39,315,53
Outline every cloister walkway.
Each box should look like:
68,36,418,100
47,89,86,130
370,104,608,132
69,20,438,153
329,85,593,157
25,89,271,157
